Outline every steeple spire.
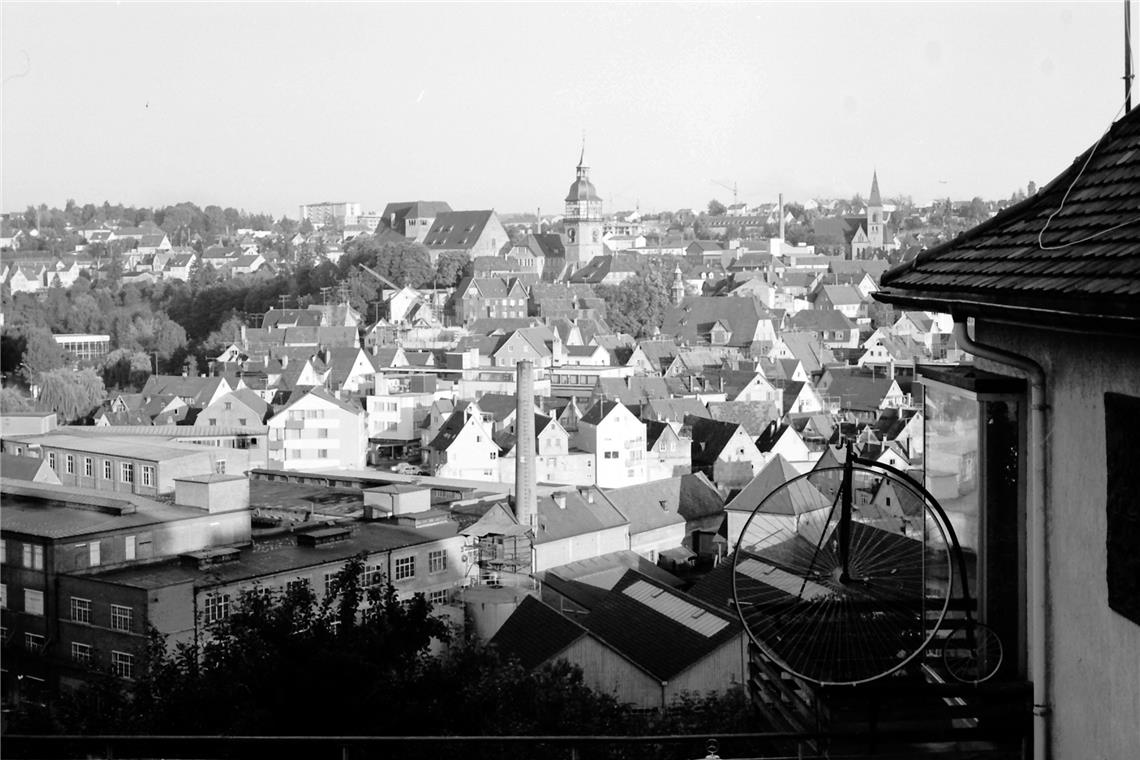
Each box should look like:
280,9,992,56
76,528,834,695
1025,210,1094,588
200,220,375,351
869,170,882,207
578,130,586,168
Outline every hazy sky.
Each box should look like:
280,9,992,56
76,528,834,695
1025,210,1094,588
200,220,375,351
2,1,1135,217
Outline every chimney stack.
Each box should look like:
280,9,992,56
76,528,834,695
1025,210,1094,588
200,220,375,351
778,193,785,242
514,360,538,530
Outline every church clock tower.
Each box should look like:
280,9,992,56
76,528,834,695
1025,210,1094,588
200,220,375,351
564,147,603,273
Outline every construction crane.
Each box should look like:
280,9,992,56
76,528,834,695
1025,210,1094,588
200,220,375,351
357,263,400,291
710,179,739,207
356,263,414,345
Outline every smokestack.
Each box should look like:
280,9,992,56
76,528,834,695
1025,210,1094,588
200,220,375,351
514,360,537,529
778,193,785,242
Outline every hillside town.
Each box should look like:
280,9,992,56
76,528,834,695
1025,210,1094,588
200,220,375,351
0,156,980,703
2,4,1139,754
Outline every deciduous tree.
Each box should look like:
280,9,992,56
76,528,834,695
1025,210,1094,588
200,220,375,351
37,367,104,423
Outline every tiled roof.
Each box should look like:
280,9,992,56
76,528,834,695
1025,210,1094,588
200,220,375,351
661,296,771,349
490,595,588,670
643,397,710,423
877,107,1140,326
567,254,640,284
534,488,628,543
726,454,821,516
380,201,453,234
707,400,781,437
685,415,745,465
601,478,688,534
427,409,470,451
540,573,611,612
528,233,567,259
579,399,621,425
0,453,51,482
790,308,857,333
821,370,895,412
422,210,497,250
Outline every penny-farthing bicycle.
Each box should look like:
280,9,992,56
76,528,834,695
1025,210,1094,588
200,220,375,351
731,447,1002,687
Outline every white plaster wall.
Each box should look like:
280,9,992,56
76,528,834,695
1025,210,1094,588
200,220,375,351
979,322,1140,760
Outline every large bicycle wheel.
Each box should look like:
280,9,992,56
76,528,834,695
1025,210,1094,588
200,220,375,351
731,463,954,686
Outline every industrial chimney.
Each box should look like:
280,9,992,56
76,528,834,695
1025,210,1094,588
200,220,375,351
514,360,538,530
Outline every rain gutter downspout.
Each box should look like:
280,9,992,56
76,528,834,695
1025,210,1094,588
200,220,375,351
952,318,1049,760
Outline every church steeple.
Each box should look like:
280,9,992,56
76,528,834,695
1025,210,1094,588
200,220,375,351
563,142,603,277
866,170,884,249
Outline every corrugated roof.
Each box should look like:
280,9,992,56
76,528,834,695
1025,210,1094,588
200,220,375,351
621,579,729,636
578,570,740,681
877,107,1140,325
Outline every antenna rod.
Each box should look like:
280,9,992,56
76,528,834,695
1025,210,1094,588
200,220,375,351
1127,0,1134,112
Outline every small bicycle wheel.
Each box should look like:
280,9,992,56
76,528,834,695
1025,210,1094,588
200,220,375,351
732,463,954,686
942,620,1003,683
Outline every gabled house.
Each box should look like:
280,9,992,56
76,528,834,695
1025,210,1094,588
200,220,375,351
420,209,508,264
723,453,831,549
706,400,782,438
755,421,815,473
816,368,907,421
426,405,500,480
197,390,270,428
685,415,764,489
266,386,366,470
379,200,453,242
602,479,689,562
575,400,647,488
645,420,692,480
563,344,610,366
321,347,376,394
788,308,861,348
492,570,745,709
774,379,826,417
767,332,834,374
810,283,867,320
489,328,559,368
140,375,233,410
449,277,530,325
661,296,777,354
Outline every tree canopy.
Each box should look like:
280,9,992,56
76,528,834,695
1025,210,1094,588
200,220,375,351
28,556,754,740
36,367,105,423
595,261,673,338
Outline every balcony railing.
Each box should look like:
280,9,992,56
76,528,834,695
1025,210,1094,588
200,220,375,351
3,727,1031,760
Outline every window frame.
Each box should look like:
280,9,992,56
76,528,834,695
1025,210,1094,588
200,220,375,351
393,555,416,581
71,641,92,665
203,592,231,625
70,597,92,624
110,604,132,632
24,588,44,616
111,650,134,679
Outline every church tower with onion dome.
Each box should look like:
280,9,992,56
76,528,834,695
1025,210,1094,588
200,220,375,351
563,144,604,273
